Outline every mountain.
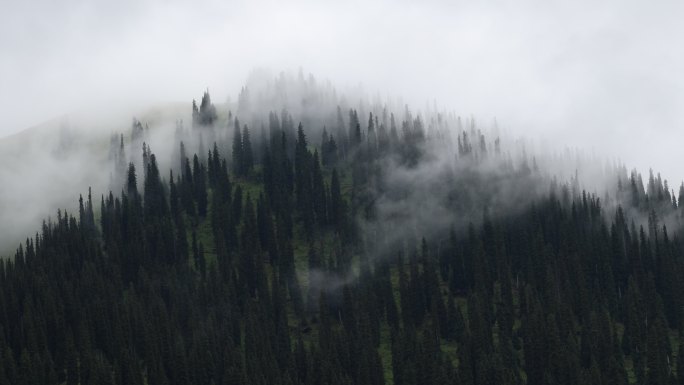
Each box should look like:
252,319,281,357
0,103,189,255
0,72,682,385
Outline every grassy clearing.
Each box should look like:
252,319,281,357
378,323,395,384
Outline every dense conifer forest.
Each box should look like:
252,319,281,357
1,75,684,385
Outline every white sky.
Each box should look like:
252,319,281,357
1,0,683,182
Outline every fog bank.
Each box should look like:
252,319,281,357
1,0,683,182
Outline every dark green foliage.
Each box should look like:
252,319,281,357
192,154,208,217
321,128,338,166
231,119,255,178
6,98,684,385
192,91,217,127
242,125,254,176
232,118,243,176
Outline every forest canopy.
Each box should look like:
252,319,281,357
0,75,683,385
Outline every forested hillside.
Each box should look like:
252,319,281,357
1,75,684,385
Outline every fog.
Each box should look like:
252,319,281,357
1,0,683,254
2,0,683,180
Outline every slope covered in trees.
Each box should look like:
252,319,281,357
1,74,684,385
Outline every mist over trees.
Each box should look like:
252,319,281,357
1,72,684,384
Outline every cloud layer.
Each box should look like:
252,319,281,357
1,0,683,180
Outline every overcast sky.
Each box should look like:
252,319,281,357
1,0,683,182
